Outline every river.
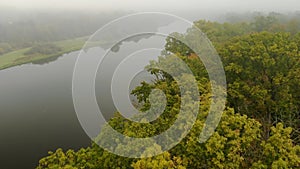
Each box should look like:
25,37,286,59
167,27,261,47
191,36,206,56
0,18,191,168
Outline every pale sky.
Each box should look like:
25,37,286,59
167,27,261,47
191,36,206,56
0,0,299,12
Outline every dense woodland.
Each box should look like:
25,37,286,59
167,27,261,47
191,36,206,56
32,13,300,168
0,9,127,55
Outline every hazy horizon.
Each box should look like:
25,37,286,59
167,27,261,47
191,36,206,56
0,0,299,13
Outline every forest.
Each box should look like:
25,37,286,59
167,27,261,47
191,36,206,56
0,9,127,55
34,12,300,169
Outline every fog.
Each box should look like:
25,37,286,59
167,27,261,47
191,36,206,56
0,0,299,13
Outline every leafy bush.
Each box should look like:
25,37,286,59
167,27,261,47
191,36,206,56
24,43,62,56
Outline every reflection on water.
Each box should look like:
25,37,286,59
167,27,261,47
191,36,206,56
0,51,89,169
0,38,162,169
0,19,184,168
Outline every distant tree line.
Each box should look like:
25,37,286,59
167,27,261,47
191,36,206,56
0,11,300,56
0,9,127,55
24,43,62,56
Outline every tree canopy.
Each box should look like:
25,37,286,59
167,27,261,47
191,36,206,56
37,13,300,169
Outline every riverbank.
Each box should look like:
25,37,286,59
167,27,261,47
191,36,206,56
0,37,88,70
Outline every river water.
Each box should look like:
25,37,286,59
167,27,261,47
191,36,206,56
0,38,163,168
0,51,92,168
0,18,192,168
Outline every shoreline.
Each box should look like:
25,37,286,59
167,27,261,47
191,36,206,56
0,37,88,70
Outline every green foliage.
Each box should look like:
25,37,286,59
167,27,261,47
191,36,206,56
251,123,300,169
193,20,251,43
168,108,262,169
37,143,135,169
37,144,103,169
251,15,279,32
0,37,86,70
219,32,300,141
37,15,300,169
24,43,62,56
132,152,185,169
0,43,12,55
163,19,300,142
37,108,299,168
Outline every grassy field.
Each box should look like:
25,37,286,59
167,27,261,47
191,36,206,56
0,37,88,70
